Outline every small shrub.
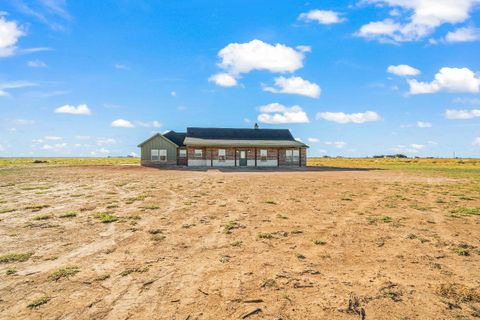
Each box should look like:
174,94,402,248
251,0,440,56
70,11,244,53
141,205,160,210
0,208,16,214
6,268,16,275
95,212,118,223
224,221,239,234
450,207,480,217
49,266,80,281
25,204,50,212
313,240,327,245
264,200,277,205
296,253,306,260
151,234,166,242
120,266,148,277
231,240,242,247
0,252,33,263
436,283,480,303
27,296,50,309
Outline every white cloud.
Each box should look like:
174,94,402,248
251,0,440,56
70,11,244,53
391,143,425,153
42,143,67,151
444,108,480,119
97,138,116,146
111,119,134,128
263,76,321,98
216,39,307,76
14,119,35,125
408,67,480,94
0,16,25,57
170,91,176,97
27,60,47,68
298,9,345,24
316,111,381,124
54,104,91,115
45,136,62,140
417,121,432,128
358,0,479,43
473,137,480,146
308,137,320,143
136,120,161,128
387,64,420,76
0,81,37,97
325,141,347,149
452,97,480,105
445,26,480,42
75,135,90,140
208,73,237,87
90,148,110,156
257,103,309,124
114,63,130,70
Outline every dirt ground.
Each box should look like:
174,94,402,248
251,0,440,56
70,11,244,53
0,165,479,320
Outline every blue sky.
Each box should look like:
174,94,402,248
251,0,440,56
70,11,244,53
1,0,480,157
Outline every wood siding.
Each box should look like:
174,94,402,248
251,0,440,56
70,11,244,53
140,135,178,165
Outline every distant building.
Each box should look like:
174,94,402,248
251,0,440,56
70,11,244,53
137,125,308,167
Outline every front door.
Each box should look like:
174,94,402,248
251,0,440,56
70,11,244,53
239,150,247,166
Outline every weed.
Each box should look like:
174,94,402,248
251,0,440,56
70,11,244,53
367,215,392,224
27,296,50,309
313,240,327,245
231,240,242,247
96,274,110,281
296,253,306,260
25,204,50,212
264,200,277,205
6,268,16,275
95,212,118,223
49,266,80,281
436,283,480,303
59,211,77,218
151,234,166,242
148,229,163,235
0,252,33,263
120,266,148,277
141,205,160,210
224,220,239,234
33,213,51,220
455,248,470,256
126,194,149,204
261,278,277,288
450,207,480,217
276,214,288,219
257,232,273,240
219,255,230,263
106,204,119,209
0,208,16,214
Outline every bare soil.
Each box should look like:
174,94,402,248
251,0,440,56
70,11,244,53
0,165,479,319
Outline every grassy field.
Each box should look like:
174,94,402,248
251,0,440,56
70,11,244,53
0,157,139,167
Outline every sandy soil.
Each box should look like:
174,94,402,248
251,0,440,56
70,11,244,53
0,165,479,320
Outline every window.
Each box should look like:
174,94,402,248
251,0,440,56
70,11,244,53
293,149,300,162
260,149,267,162
151,149,159,161
285,149,293,162
159,149,167,161
194,149,203,158
218,149,226,162
179,149,186,158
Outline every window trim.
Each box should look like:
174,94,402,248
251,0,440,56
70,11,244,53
218,149,226,162
151,149,160,161
159,149,167,162
260,149,267,162
194,149,203,158
179,149,187,158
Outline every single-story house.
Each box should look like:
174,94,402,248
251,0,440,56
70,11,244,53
138,125,308,167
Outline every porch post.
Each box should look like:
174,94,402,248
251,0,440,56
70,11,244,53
254,148,257,167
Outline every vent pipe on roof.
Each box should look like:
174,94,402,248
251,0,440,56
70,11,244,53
254,123,259,129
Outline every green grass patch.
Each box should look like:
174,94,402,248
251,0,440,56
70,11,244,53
257,232,273,240
27,296,50,309
0,252,33,263
25,204,50,212
120,266,148,277
224,220,239,234
313,240,327,245
95,212,118,223
33,213,51,220
0,208,16,214
450,207,480,217
6,268,17,275
49,266,80,281
59,211,78,218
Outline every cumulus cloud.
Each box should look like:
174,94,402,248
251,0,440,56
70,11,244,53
408,67,480,94
445,26,480,42
444,109,480,119
0,81,37,97
111,119,134,128
0,16,25,57
417,121,432,128
298,10,345,24
357,0,479,43
208,73,237,87
387,64,420,76
263,76,321,98
27,60,47,68
54,104,91,115
257,103,309,124
308,137,320,143
316,111,381,124
216,39,307,76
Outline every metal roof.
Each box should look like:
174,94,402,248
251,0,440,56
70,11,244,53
183,137,308,148
163,131,186,146
186,127,296,141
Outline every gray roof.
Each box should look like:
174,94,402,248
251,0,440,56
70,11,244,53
186,127,296,141
163,131,186,146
